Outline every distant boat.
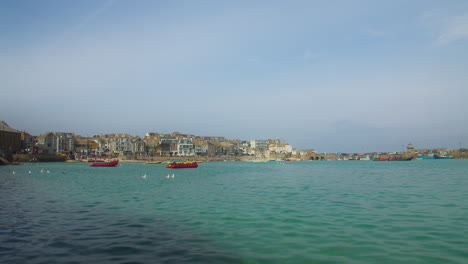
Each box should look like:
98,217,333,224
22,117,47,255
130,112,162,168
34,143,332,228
389,157,413,161
145,161,162,164
417,155,435,159
373,157,389,161
90,160,119,167
373,157,413,161
434,155,454,159
162,160,183,164
166,162,198,169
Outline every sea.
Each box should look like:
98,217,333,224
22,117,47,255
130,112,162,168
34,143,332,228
1,160,467,264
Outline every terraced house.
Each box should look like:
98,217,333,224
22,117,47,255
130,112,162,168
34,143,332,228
194,140,208,156
159,136,178,156
107,134,134,156
37,132,75,154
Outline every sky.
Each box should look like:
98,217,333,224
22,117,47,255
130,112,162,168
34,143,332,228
1,0,468,153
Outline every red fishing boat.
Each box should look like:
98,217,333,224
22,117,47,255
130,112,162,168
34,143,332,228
373,157,413,161
89,160,119,167
166,162,198,169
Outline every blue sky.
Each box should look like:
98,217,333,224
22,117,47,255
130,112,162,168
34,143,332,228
1,0,468,152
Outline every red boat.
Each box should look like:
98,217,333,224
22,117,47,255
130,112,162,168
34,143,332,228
373,157,413,161
166,162,198,169
89,160,119,167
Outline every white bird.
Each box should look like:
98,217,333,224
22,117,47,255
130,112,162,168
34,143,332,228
40,168,45,173
141,174,147,179
171,174,175,178
46,170,50,173
12,171,16,175
28,170,32,174
165,174,170,178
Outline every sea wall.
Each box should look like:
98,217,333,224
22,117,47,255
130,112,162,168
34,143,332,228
0,155,12,165
13,154,66,162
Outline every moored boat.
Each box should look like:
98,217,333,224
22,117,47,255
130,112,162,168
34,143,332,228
373,157,388,161
166,162,198,169
389,157,413,161
418,152,435,159
417,155,435,159
373,157,413,161
434,155,454,159
90,160,119,167
145,161,162,164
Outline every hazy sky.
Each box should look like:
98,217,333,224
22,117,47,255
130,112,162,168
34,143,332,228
1,0,468,152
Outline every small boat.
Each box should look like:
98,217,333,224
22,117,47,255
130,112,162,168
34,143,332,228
417,155,435,159
166,162,198,169
162,160,182,164
88,159,105,162
284,158,299,161
373,157,413,161
418,152,435,159
373,157,388,161
389,157,413,161
90,160,119,167
434,155,454,159
145,161,162,164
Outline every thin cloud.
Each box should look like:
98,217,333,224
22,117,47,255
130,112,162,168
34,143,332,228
435,14,468,46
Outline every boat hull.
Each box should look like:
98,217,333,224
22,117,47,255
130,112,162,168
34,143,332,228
418,155,435,159
166,163,198,169
90,160,119,167
373,157,413,161
434,156,454,159
145,161,162,164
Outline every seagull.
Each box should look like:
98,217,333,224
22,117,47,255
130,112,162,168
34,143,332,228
141,174,147,179
165,174,170,179
12,171,16,175
46,170,50,173
171,174,175,178
28,170,32,174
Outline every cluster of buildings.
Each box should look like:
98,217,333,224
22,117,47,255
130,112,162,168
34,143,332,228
2,121,466,161
0,120,298,158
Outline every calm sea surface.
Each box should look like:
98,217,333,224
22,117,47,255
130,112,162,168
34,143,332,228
1,160,468,264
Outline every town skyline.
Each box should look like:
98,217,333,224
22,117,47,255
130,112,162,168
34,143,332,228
2,119,464,155
2,1,468,153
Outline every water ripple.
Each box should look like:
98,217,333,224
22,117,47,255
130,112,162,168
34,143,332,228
1,161,468,263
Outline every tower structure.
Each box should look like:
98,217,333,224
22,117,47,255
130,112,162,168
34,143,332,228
407,143,414,154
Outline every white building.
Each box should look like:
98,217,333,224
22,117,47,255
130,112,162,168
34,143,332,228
177,138,195,156
269,144,293,154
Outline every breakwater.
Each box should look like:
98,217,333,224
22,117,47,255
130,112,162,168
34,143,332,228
13,154,66,163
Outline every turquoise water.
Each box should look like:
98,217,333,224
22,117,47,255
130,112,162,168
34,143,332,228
1,160,468,263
